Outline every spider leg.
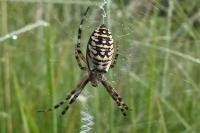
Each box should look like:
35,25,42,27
75,7,90,70
38,75,89,115
110,42,119,68
101,77,129,116
59,86,85,116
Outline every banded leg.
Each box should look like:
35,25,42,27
38,75,89,115
101,77,129,116
75,7,90,70
110,42,119,68
60,86,85,116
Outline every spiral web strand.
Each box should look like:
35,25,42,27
99,0,107,24
78,92,94,133
79,111,94,133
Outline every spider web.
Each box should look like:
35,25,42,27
1,0,199,133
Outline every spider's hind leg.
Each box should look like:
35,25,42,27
75,48,87,70
110,42,119,68
75,7,90,70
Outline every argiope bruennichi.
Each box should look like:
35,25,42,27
39,7,129,116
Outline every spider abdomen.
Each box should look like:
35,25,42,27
86,24,114,73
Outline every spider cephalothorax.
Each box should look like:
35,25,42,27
39,7,129,116
89,71,103,87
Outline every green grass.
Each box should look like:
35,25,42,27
1,0,200,133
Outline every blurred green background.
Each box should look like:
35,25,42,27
0,0,200,133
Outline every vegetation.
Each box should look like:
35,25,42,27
0,0,200,133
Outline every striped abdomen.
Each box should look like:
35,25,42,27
86,24,114,73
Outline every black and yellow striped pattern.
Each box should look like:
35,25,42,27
39,7,129,117
86,24,114,73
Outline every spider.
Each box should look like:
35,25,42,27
39,7,129,116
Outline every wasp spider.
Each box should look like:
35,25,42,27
39,7,129,116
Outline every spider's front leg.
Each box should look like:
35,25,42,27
38,75,89,116
59,76,89,116
101,77,129,116
75,7,90,70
